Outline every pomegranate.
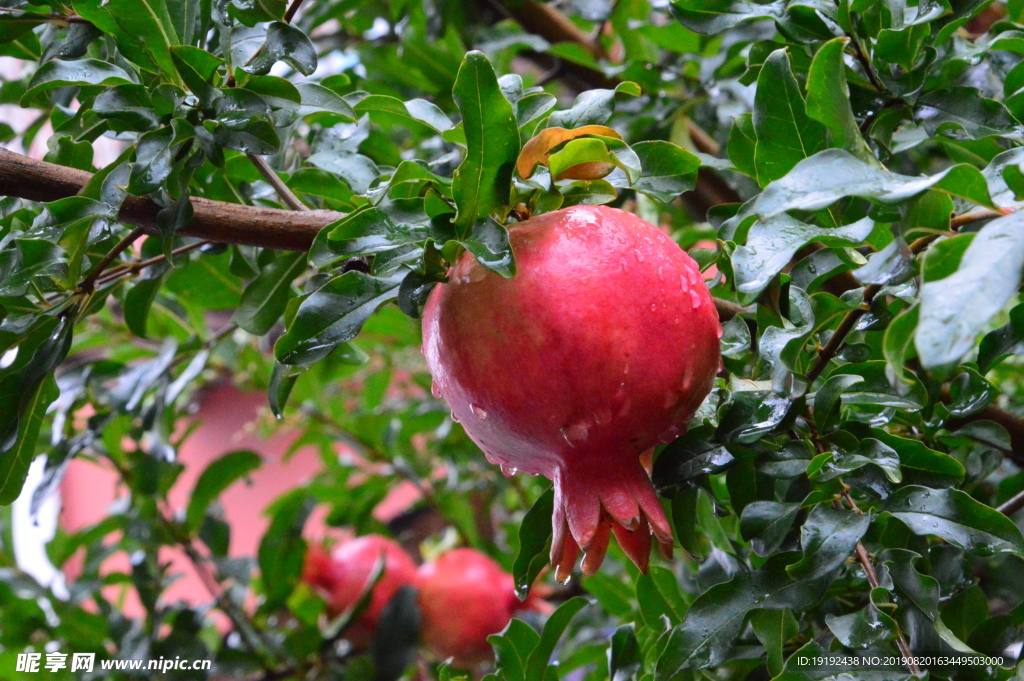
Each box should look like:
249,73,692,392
422,205,720,578
302,535,418,645
416,548,550,666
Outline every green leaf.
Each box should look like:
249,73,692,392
916,211,1024,368
293,83,355,121
371,585,421,681
523,597,588,681
805,38,878,165
23,58,133,104
258,491,313,610
752,49,828,185
727,113,757,178
461,217,515,278
630,141,701,202
812,374,864,433
870,430,964,483
786,505,871,580
92,84,161,131
917,87,1020,140
274,272,402,366
608,623,642,681
732,214,874,303
825,593,898,650
547,81,640,129
978,301,1024,372
883,305,919,384
670,0,786,35
185,450,261,532
740,500,801,557
450,51,520,237
353,94,453,133
115,0,180,77
655,556,832,672
883,485,1024,557
124,274,167,338
511,488,553,601
268,362,304,418
489,619,540,681
228,0,285,25
243,22,317,76
233,252,306,336
547,137,615,181
752,149,996,219
750,609,798,676
0,374,58,505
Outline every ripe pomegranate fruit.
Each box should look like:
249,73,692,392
417,548,551,666
422,205,720,578
302,535,418,646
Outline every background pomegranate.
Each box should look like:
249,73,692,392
422,206,721,578
417,548,551,667
302,534,418,646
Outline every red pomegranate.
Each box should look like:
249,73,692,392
416,548,551,666
422,206,720,578
302,535,418,645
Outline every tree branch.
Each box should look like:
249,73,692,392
0,148,340,250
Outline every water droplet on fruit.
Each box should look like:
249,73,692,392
620,257,628,272
617,234,627,244
650,303,657,311
634,249,644,262
680,274,690,293
593,408,611,425
657,266,664,281
716,325,723,339
689,290,701,307
560,422,589,447
470,403,488,420
617,398,632,417
431,381,442,398
500,464,517,477
450,410,460,423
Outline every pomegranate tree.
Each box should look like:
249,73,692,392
422,206,721,578
416,548,550,666
302,535,418,645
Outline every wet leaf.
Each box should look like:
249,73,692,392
917,211,1024,367
882,486,1024,557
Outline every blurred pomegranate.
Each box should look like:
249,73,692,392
422,206,721,578
302,534,418,646
416,548,550,667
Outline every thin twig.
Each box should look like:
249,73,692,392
283,0,306,23
848,35,884,92
950,208,1004,230
837,491,921,675
997,488,1024,516
80,227,145,292
95,239,211,286
247,154,308,211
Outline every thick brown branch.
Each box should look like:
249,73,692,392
0,148,341,250
507,0,606,60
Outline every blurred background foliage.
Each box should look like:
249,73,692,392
3,0,1024,679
